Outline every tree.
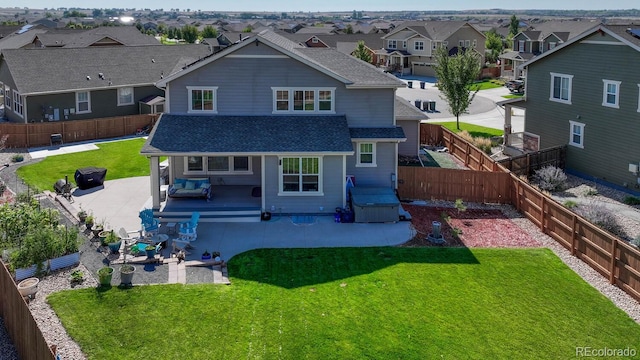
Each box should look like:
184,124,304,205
353,40,372,63
181,25,199,43
201,25,218,39
484,29,503,64
345,24,353,34
433,46,482,130
509,15,520,37
92,9,103,18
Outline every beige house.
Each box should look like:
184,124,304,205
378,21,486,76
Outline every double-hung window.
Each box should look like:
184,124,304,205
280,157,321,195
518,40,525,52
356,142,376,167
272,88,335,113
569,121,585,148
76,91,91,114
4,85,10,110
117,87,134,106
550,73,573,104
388,40,396,49
602,80,621,108
12,90,23,118
187,86,217,113
414,41,424,51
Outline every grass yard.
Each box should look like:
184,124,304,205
470,78,504,90
432,121,503,138
48,247,640,359
17,138,152,191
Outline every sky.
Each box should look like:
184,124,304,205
12,0,640,12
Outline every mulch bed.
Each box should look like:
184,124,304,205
401,204,542,248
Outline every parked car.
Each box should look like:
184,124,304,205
505,79,525,94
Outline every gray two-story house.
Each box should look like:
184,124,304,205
513,24,640,191
141,30,411,221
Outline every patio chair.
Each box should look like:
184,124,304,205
118,227,140,248
172,238,192,255
139,208,160,237
178,212,200,242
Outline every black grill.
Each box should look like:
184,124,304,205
54,177,71,195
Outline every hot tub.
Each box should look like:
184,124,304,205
350,187,399,223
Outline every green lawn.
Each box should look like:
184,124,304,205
48,248,640,359
432,121,503,138
502,93,524,99
470,79,504,91
17,138,152,191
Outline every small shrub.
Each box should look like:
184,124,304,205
584,188,599,196
11,154,24,163
473,137,493,155
623,196,640,206
576,202,627,238
563,200,578,208
532,166,567,192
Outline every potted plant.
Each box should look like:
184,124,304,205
130,245,141,257
17,277,40,298
120,264,135,286
92,220,104,238
105,230,122,254
69,270,84,286
145,244,156,259
201,250,211,260
97,266,114,287
77,208,87,223
85,215,94,231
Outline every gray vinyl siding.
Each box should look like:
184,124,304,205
24,86,163,123
263,155,344,214
346,142,397,187
0,61,20,123
167,49,395,126
523,33,640,188
397,120,419,156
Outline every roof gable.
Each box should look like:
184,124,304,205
156,30,403,89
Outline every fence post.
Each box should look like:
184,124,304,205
609,240,617,285
571,214,577,256
540,195,545,232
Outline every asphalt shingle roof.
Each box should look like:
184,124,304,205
394,96,428,120
349,127,406,140
3,44,211,95
142,115,354,154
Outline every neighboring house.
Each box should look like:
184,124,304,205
0,45,211,123
379,21,486,76
279,33,384,65
30,26,161,48
141,30,411,220
499,20,599,80
505,24,640,191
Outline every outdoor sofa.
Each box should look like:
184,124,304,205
168,178,212,199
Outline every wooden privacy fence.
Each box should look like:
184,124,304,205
0,114,159,148
413,123,640,303
498,145,566,177
398,166,511,204
0,262,55,360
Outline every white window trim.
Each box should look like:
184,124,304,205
5,85,11,110
549,72,573,104
464,40,470,48
187,86,218,114
402,40,407,49
602,79,621,109
569,120,585,149
472,39,477,48
311,37,318,43
414,41,424,51
271,87,335,114
117,87,134,106
458,40,464,47
12,90,24,118
183,155,253,175
278,156,324,196
518,40,525,52
388,40,396,49
75,91,91,114
356,142,377,167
